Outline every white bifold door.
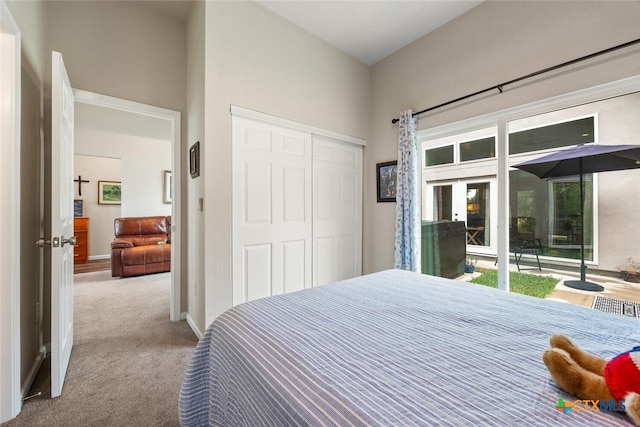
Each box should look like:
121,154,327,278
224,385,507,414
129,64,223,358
232,115,363,306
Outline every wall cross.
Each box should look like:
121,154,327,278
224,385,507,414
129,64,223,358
74,175,90,196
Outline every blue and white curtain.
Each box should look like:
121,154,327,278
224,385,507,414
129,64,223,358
394,110,420,272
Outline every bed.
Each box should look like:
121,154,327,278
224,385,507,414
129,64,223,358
179,269,640,426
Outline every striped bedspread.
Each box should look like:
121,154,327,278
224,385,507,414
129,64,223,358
179,269,640,426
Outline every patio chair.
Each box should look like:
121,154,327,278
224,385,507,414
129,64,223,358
511,238,542,272
494,228,542,272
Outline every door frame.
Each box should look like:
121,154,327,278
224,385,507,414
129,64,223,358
0,0,21,422
424,177,497,256
73,89,182,321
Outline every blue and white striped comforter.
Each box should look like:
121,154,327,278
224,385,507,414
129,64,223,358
180,269,639,426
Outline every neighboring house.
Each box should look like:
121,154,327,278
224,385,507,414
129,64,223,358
1,0,639,422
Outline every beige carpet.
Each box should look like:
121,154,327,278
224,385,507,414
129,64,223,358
3,271,198,427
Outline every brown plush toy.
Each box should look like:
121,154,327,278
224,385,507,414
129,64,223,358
543,334,640,425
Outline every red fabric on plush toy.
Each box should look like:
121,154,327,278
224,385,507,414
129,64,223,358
605,346,640,402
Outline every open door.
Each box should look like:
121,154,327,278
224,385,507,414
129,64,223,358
50,51,75,397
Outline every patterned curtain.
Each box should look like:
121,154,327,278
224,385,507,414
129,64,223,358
394,110,420,272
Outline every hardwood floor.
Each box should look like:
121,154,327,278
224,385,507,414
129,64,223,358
74,259,110,274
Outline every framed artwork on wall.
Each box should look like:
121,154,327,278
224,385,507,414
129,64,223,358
74,199,84,217
190,141,200,179
98,181,122,205
163,170,172,204
376,161,397,202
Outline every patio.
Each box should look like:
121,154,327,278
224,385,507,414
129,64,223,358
460,259,640,309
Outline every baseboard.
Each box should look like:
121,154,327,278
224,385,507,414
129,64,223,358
185,313,203,339
20,347,46,399
88,254,110,261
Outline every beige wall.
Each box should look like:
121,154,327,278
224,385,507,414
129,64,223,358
202,1,371,327
186,1,205,333
43,1,189,327
366,1,640,274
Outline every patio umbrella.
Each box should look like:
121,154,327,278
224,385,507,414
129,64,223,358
513,144,640,292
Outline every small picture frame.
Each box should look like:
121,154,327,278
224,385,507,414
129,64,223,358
98,181,122,205
74,199,84,217
163,170,172,204
376,161,397,202
189,141,200,179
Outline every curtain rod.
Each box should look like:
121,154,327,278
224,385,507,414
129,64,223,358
391,38,640,124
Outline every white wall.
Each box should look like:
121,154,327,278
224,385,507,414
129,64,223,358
202,1,371,328
75,127,171,215
366,1,640,274
186,1,205,333
73,154,121,259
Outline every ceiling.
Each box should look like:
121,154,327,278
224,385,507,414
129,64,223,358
76,102,172,142
147,0,483,66
255,1,483,65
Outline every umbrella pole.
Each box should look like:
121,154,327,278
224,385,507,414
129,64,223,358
579,169,586,282
564,158,603,292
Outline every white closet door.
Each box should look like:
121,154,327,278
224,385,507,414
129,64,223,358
232,117,312,306
312,136,363,286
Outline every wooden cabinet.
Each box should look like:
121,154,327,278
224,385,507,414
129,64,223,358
74,217,89,264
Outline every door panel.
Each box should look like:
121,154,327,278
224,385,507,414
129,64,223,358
51,51,74,398
312,136,362,286
232,118,312,305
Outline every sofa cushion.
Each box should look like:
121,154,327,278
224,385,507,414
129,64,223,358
118,234,167,247
114,216,168,238
121,244,171,266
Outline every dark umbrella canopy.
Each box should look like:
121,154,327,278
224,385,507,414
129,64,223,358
513,143,640,292
514,144,640,178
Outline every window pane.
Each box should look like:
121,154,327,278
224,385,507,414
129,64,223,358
425,145,454,166
509,117,594,155
550,178,593,262
466,182,490,247
509,170,593,261
460,137,495,162
432,185,452,221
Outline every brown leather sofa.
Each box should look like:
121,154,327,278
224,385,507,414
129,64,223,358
111,216,171,277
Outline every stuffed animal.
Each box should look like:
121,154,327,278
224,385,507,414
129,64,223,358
542,334,640,425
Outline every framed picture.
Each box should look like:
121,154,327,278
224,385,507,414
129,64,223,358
376,161,398,202
98,181,122,205
190,141,200,178
163,170,172,204
74,199,84,217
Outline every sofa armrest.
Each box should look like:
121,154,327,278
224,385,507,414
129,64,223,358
111,238,134,249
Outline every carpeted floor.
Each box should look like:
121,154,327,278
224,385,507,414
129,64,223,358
2,271,198,427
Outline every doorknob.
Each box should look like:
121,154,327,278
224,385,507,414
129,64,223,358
61,236,77,247
36,236,76,247
35,238,51,247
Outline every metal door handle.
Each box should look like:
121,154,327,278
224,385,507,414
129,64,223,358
35,238,51,247
61,236,77,246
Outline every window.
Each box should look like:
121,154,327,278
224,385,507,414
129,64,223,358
460,137,495,162
509,116,594,155
425,145,454,166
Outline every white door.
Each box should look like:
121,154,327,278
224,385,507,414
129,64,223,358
425,178,496,254
312,136,362,286
50,51,75,398
232,117,312,305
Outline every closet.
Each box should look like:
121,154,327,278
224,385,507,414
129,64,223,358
231,108,364,306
